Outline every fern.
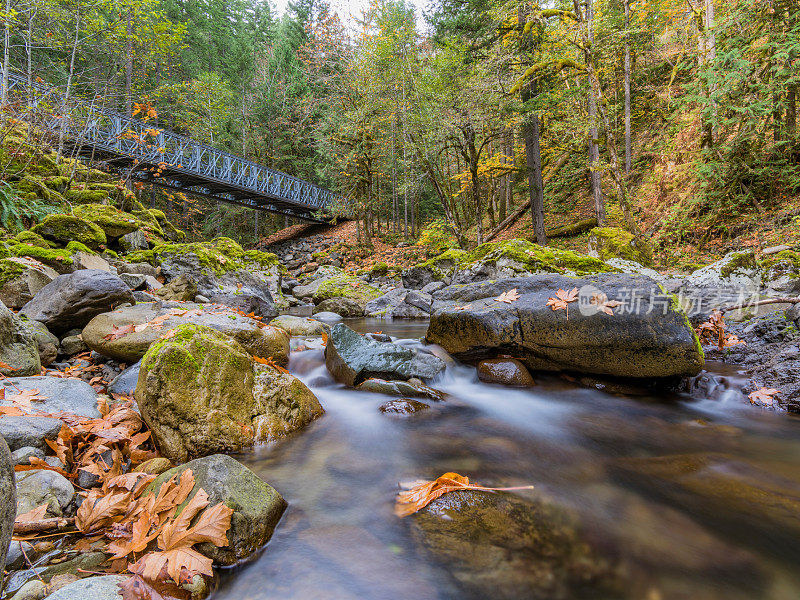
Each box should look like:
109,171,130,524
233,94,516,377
0,182,58,232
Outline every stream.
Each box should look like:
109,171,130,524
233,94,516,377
214,317,800,600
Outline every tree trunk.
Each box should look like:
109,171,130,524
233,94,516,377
521,88,546,245
788,85,797,158
1,0,9,107
586,0,605,225
624,0,632,175
126,9,134,117
58,3,82,162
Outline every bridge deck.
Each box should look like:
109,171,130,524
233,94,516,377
3,70,339,222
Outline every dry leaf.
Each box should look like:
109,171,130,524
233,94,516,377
589,293,623,316
394,472,534,517
495,288,521,304
5,388,47,410
748,387,780,408
15,504,48,523
546,288,579,317
696,310,746,351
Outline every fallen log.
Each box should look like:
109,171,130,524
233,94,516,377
545,217,598,239
13,517,75,535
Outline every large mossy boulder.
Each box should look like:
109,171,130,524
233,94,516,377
135,324,322,462
82,302,289,364
148,454,286,565
269,315,330,337
72,204,142,238
31,214,107,250
588,227,653,266
312,274,382,308
682,250,762,293
427,274,704,378
0,300,41,376
402,240,618,290
325,323,445,386
5,243,75,274
20,270,135,335
409,490,622,600
0,435,15,576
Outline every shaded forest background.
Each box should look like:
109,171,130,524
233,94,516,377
1,0,799,267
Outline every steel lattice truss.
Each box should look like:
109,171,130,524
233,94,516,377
3,70,339,222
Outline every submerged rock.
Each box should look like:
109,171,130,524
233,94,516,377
20,270,135,334
135,324,322,462
409,490,622,600
325,323,445,387
612,452,800,555
427,274,704,379
82,302,289,364
379,399,430,416
477,358,535,387
356,378,445,401
149,454,286,565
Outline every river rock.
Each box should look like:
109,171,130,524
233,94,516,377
313,297,363,317
208,291,277,318
82,302,289,364
477,358,536,386
364,288,409,316
15,469,73,516
18,318,59,367
379,399,430,416
269,315,329,337
19,270,135,334
0,301,41,376
118,272,147,291
612,453,800,554
0,257,58,309
325,323,445,387
108,362,140,396
153,274,197,301
356,378,445,401
44,575,128,600
135,324,322,462
427,274,704,378
0,417,63,451
409,490,622,599
313,311,343,323
148,454,287,565
0,435,15,575
0,377,101,418
761,250,800,295
120,229,149,251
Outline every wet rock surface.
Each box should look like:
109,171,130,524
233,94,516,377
428,274,703,379
477,358,536,386
408,490,623,600
325,323,445,386
379,398,430,416
0,435,15,575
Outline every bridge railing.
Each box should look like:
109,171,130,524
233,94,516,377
1,69,340,213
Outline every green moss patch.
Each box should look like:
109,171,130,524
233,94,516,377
313,274,382,305
32,214,107,250
14,231,53,248
73,204,142,238
9,242,73,269
589,227,653,266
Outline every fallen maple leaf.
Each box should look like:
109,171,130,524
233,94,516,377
104,324,136,341
15,504,48,523
695,310,746,351
590,292,623,316
495,288,520,304
546,288,579,318
394,472,534,517
748,387,780,408
5,388,47,410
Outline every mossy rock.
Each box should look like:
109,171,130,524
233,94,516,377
313,275,383,307
13,231,53,249
0,258,26,287
124,249,156,265
72,204,142,238
761,250,800,278
370,262,389,276
32,214,106,250
63,188,110,205
154,241,282,277
65,241,96,255
588,227,653,266
8,243,74,273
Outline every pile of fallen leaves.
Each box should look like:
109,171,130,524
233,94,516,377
695,309,745,351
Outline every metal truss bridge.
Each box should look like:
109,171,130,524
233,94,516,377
3,70,339,222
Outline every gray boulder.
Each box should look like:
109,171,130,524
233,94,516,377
44,575,128,600
0,257,57,309
427,274,704,379
18,318,59,367
208,290,277,318
20,270,135,334
364,288,409,316
0,435,15,575
119,228,149,251
681,250,762,292
118,272,147,290
148,454,287,565
10,446,45,466
59,334,87,357
0,301,41,377
0,416,63,451
0,377,101,418
117,262,159,278
325,323,445,387
269,315,329,337
15,469,73,516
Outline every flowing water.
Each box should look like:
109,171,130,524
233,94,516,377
214,317,800,600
